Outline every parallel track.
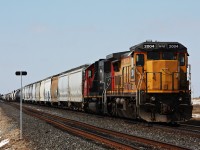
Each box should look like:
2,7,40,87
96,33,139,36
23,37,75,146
11,103,190,150
179,124,200,134
124,119,200,139
148,123,200,139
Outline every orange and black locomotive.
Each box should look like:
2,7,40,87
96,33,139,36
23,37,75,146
84,41,192,122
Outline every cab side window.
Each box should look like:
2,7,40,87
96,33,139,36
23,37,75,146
179,53,185,66
113,62,120,72
136,54,144,66
88,70,92,78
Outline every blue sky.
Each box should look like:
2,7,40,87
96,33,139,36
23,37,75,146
0,0,200,97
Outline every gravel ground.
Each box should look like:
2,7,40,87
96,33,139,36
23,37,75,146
23,102,200,150
0,101,108,150
1,101,200,150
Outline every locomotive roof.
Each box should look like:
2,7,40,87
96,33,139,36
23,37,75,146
130,41,188,53
84,59,105,70
106,51,129,60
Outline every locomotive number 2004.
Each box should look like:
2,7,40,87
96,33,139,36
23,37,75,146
168,44,179,49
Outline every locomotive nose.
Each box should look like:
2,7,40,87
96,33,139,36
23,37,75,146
146,60,179,91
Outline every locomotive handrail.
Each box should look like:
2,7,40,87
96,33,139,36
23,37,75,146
188,64,191,91
138,73,145,106
101,76,112,114
135,66,143,116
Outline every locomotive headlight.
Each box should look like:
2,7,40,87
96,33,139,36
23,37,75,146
179,97,183,101
150,96,156,101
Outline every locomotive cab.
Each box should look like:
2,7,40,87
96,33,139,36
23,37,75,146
132,42,193,122
84,59,110,113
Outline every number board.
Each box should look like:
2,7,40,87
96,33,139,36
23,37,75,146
143,43,180,49
168,44,179,49
143,44,156,49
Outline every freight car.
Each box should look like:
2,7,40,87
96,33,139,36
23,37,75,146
23,65,89,109
10,41,192,123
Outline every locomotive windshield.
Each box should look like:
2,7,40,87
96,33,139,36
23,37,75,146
162,52,177,60
147,52,160,60
147,51,178,60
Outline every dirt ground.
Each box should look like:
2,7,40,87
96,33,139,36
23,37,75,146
192,105,200,121
192,98,200,121
0,107,31,150
193,105,200,114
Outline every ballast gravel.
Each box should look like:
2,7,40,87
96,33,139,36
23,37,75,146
1,101,200,150
0,102,107,150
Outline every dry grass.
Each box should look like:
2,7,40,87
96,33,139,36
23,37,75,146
0,108,32,150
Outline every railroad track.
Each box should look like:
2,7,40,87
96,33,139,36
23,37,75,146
147,123,200,139
124,119,200,139
179,124,200,134
10,103,189,150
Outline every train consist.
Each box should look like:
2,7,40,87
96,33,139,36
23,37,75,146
5,41,193,122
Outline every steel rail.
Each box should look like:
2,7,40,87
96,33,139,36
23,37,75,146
20,106,137,150
20,104,190,150
149,123,200,139
179,124,200,134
